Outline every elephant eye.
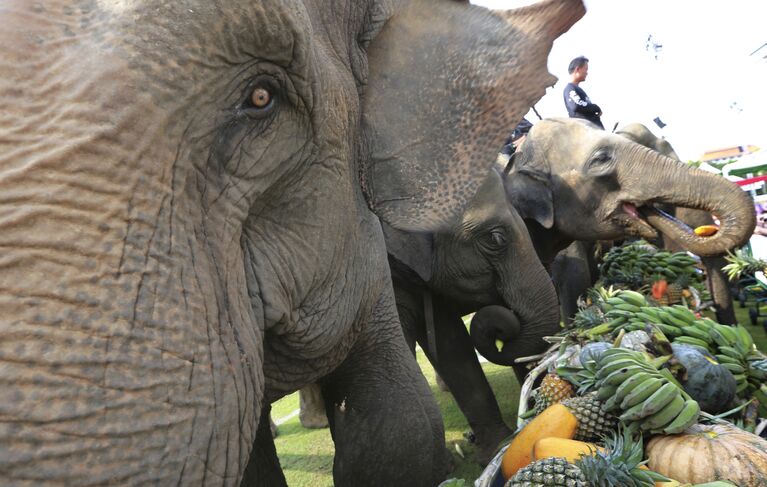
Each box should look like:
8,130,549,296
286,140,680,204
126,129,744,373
484,228,508,250
587,148,614,173
241,79,278,118
251,88,271,108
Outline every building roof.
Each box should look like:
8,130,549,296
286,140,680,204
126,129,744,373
700,145,761,163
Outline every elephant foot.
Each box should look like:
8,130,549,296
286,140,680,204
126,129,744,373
299,411,329,429
299,384,329,429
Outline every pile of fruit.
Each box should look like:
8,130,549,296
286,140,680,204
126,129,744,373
487,288,767,487
599,241,706,307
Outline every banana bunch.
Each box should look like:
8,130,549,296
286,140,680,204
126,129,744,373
601,241,702,287
593,347,700,435
707,322,767,406
582,290,647,338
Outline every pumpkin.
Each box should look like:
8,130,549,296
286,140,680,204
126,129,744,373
646,423,767,486
532,437,602,463
501,403,578,479
671,344,736,414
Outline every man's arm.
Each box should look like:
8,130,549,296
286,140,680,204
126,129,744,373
567,88,601,116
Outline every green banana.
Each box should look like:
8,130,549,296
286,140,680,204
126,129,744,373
673,336,712,350
714,324,739,345
620,377,664,409
669,304,697,323
714,353,742,365
721,362,746,374
613,372,654,403
613,303,641,313
618,290,647,307
596,383,618,402
654,322,683,337
639,382,680,417
597,347,639,362
595,358,640,380
735,325,755,351
641,393,686,431
718,345,746,361
601,365,648,387
681,325,713,343
708,327,732,348
620,400,652,421
661,399,700,434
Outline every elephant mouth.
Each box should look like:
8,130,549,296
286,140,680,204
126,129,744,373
614,202,659,239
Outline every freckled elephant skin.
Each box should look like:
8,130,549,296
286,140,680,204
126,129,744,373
0,0,582,485
505,118,755,320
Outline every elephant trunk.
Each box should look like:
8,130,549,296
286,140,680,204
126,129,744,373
632,148,756,257
470,292,561,367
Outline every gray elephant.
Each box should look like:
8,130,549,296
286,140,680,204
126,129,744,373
615,123,738,324
299,169,561,463
385,169,560,463
471,118,756,346
0,0,584,485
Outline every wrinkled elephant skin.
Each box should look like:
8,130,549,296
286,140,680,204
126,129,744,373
0,0,583,485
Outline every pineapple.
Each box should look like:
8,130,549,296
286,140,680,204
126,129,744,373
505,456,586,486
570,306,605,332
506,430,668,487
534,373,575,414
561,392,617,442
666,274,688,304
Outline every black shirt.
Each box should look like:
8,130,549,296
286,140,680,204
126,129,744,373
563,82,604,129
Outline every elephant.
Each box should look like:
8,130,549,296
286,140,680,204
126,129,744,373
0,0,584,486
615,122,738,324
386,169,560,463
298,169,561,464
475,118,756,346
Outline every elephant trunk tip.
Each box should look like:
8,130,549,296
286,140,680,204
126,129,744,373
469,305,522,366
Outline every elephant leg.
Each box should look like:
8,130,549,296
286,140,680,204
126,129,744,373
241,405,288,487
704,256,737,325
551,242,593,324
322,294,447,486
299,383,329,429
417,302,512,465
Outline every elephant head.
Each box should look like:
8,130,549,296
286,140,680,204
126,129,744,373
384,170,561,366
506,118,755,258
0,0,583,484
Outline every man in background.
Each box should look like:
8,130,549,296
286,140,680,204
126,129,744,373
563,56,604,129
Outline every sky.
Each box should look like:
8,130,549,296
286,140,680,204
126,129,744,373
472,0,767,161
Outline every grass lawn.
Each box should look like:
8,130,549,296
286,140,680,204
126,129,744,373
272,304,767,486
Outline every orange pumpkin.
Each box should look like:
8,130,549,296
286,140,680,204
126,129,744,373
646,423,767,486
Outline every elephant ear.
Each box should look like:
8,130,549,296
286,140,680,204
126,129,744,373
381,222,433,283
360,0,584,232
504,151,555,229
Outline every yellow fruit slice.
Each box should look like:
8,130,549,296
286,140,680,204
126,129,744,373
693,225,719,237
501,404,578,479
